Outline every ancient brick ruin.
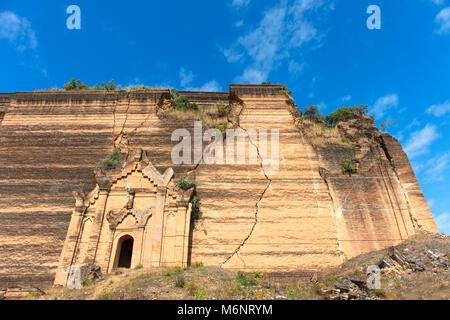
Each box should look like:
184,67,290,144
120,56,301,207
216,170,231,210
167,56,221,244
0,85,438,289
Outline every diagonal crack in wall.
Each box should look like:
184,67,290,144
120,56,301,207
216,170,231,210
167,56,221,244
111,92,153,152
114,92,132,149
221,103,272,267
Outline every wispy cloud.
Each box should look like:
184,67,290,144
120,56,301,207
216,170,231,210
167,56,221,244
178,66,222,92
435,213,450,234
0,11,37,51
436,7,450,34
404,124,440,158
423,152,450,181
224,0,328,83
288,60,304,74
223,47,244,63
426,100,450,116
232,0,251,8
431,0,445,6
341,95,352,102
185,80,222,92
179,67,194,88
371,94,399,120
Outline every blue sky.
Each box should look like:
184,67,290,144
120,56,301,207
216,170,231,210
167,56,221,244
1,0,449,233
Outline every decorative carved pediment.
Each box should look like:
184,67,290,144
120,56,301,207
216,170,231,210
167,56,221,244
72,185,100,209
74,149,193,230
94,149,174,191
106,207,153,230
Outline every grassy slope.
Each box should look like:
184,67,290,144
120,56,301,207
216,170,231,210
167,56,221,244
20,232,449,300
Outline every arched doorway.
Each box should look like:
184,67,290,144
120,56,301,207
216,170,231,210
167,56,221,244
115,235,134,269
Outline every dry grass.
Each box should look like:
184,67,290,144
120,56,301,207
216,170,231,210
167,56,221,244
23,267,320,301
158,108,227,130
18,232,449,301
302,118,353,148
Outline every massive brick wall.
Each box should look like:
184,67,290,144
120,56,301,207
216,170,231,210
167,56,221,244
191,86,343,271
0,86,437,289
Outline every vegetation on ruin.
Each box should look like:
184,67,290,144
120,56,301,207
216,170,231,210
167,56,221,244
303,105,321,121
170,90,198,111
302,118,348,148
324,105,368,127
216,100,228,117
301,104,370,149
174,180,201,221
93,79,121,91
261,82,292,96
379,119,397,132
158,96,228,131
342,160,358,175
175,180,196,190
124,85,158,91
190,194,201,220
63,78,121,91
303,104,368,127
100,148,121,170
216,124,227,134
158,107,227,130
61,79,169,92
63,78,89,91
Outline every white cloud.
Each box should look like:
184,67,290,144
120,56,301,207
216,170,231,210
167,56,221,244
235,20,244,27
431,0,445,5
317,101,328,110
225,0,326,83
0,11,37,51
232,0,251,8
426,100,450,116
436,7,450,34
435,213,450,234
371,94,399,120
223,47,244,63
341,95,352,102
288,60,304,74
423,152,450,181
178,66,222,92
185,80,222,92
404,124,440,158
179,67,194,88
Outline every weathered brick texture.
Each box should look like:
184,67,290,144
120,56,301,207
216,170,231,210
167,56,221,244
0,86,437,289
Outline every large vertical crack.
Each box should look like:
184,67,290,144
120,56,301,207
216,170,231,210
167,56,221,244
319,167,346,262
221,101,272,267
377,136,421,230
114,92,132,150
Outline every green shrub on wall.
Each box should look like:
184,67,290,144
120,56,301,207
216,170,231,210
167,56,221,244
170,90,198,111
342,160,357,175
100,148,120,170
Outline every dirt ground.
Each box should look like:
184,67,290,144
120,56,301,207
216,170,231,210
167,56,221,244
10,231,449,301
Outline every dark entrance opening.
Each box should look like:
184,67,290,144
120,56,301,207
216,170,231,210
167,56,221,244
117,237,134,268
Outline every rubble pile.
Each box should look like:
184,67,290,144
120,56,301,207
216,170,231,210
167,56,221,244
321,236,449,300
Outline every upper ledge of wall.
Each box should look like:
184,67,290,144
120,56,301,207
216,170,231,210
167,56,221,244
0,89,231,104
177,91,229,103
0,93,11,102
229,84,286,96
0,84,289,104
7,89,171,103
